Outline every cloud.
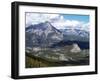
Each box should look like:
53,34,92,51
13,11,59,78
51,15,84,29
26,13,89,31
81,22,90,31
26,13,60,27
52,20,84,29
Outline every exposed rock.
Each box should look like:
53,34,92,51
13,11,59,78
59,54,69,61
26,21,63,48
32,47,41,52
70,43,81,53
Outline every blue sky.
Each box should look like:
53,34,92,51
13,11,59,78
62,14,89,23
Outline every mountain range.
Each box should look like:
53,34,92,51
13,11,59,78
26,21,89,49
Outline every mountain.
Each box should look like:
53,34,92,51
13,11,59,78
26,21,89,49
26,21,63,48
59,28,89,42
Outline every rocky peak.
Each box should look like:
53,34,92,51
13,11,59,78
70,43,81,53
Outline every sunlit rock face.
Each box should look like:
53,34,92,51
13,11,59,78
70,43,81,53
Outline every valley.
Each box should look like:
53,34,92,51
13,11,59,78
25,21,89,68
26,45,89,68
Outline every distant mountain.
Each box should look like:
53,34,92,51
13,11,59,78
26,21,63,48
59,28,89,42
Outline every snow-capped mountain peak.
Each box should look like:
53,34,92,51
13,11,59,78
26,21,63,48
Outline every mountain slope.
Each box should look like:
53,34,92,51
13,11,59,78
26,21,89,49
26,21,63,48
60,28,89,42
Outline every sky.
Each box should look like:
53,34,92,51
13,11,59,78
63,14,89,23
26,12,89,31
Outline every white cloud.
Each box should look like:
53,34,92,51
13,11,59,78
51,15,84,29
26,13,89,31
26,13,60,27
81,22,90,31
52,20,84,29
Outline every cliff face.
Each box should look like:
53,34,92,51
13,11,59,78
70,43,81,53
